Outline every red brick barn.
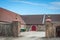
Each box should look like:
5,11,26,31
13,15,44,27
0,8,25,36
1,8,60,38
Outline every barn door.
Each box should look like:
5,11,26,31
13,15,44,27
56,26,60,37
31,25,37,31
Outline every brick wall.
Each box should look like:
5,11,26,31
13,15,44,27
0,21,20,37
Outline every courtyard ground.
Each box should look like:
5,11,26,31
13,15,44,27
0,31,60,40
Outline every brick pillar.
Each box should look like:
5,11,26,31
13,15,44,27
45,21,54,38
12,21,20,37
45,16,54,38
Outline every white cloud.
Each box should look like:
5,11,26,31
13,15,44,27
11,0,60,10
11,0,47,6
47,2,60,10
47,6,60,10
20,1,47,6
50,2,60,6
21,1,40,5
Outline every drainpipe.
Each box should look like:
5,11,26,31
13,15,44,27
42,14,46,24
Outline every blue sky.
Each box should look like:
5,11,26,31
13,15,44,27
0,0,60,15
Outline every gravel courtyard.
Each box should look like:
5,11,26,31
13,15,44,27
0,31,60,40
0,37,60,40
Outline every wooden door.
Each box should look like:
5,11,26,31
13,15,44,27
56,26,60,37
31,25,37,31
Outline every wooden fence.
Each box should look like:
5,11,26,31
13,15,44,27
0,22,12,36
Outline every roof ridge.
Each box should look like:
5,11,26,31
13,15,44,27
0,7,20,15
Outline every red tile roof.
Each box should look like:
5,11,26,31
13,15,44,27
1,8,60,24
21,14,60,24
21,15,43,24
0,8,25,24
46,14,60,22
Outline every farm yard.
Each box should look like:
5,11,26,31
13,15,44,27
0,31,60,40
